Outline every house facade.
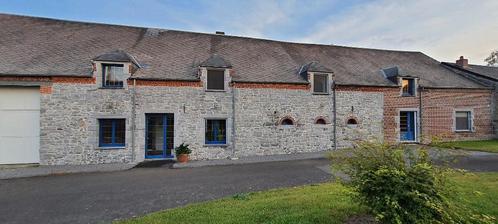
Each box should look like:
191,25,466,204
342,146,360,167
442,57,498,136
0,14,494,165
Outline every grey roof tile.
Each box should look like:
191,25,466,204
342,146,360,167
443,62,498,81
0,14,487,88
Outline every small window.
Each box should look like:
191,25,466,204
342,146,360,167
280,118,294,126
99,119,126,147
206,70,225,91
401,78,415,96
315,118,327,125
347,118,358,125
455,111,472,131
205,119,227,144
313,74,329,94
102,64,125,88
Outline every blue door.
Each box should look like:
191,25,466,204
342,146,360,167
145,114,174,159
400,111,416,141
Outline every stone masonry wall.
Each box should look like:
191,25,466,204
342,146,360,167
37,79,493,165
40,83,134,165
134,85,234,161
335,91,384,148
233,88,384,157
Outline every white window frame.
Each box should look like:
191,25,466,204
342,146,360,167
311,73,331,94
398,108,420,143
454,110,473,132
94,61,131,89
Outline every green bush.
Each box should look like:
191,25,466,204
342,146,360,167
329,142,470,224
174,143,191,156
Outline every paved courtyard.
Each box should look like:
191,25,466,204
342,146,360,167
0,159,331,224
1,152,497,224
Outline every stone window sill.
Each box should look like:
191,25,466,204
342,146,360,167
204,144,229,147
205,89,227,92
97,146,125,150
99,87,125,90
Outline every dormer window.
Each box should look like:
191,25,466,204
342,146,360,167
102,64,125,88
313,73,329,94
401,78,416,96
206,69,225,91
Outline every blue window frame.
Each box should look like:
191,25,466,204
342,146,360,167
102,64,125,88
99,119,126,147
205,119,227,144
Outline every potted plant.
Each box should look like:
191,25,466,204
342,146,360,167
175,143,192,163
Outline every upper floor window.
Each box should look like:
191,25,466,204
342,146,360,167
99,119,126,147
206,70,225,91
102,64,125,88
455,111,472,132
313,73,329,94
401,78,415,96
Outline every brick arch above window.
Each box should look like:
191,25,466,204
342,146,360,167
346,116,359,127
314,116,329,125
278,116,296,126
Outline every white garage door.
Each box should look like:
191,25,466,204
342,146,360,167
0,87,40,164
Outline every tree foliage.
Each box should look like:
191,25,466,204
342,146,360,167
484,50,498,66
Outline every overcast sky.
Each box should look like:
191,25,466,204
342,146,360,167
1,0,497,65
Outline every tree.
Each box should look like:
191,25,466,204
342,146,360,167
485,50,498,66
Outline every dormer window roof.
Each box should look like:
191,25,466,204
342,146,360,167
93,50,140,67
300,61,333,74
200,54,232,68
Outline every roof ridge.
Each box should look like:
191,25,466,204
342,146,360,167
0,12,422,55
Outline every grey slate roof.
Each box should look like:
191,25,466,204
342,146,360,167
0,14,487,88
442,63,498,82
93,50,138,64
199,54,232,68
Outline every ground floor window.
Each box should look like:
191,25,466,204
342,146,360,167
455,111,472,131
205,119,227,144
99,119,125,147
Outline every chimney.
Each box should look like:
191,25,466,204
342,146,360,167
215,31,225,35
456,56,469,68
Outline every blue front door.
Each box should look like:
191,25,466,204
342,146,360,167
400,111,416,141
145,114,174,159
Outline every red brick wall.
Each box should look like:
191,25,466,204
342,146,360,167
420,88,493,142
232,82,309,90
337,85,494,143
52,76,95,84
129,79,202,87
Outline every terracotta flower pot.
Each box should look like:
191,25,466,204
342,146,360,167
177,154,189,163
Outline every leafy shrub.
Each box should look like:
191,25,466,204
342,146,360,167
174,143,191,156
329,142,464,224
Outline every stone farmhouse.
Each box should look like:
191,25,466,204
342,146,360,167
0,14,495,165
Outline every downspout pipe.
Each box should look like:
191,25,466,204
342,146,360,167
332,80,337,150
231,81,236,159
419,85,423,143
131,78,137,163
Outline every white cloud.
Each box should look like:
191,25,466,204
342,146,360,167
296,0,498,64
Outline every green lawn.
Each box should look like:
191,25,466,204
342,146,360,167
117,173,498,224
434,139,498,153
